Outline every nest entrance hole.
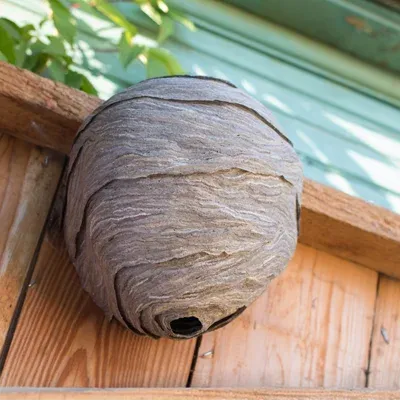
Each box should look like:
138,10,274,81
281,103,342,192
170,316,203,336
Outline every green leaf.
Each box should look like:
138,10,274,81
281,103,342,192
23,54,40,70
15,39,28,67
147,47,184,77
92,0,137,42
146,53,167,78
47,35,66,56
66,70,97,95
30,36,66,59
65,69,83,88
48,58,66,82
156,0,169,13
0,18,21,40
0,25,16,64
30,53,51,74
67,0,110,22
39,17,48,28
0,51,8,62
63,54,73,66
68,0,95,14
140,2,162,25
118,33,143,68
20,24,35,40
81,75,98,95
168,9,196,31
48,0,77,44
158,15,174,43
30,40,47,54
0,19,33,67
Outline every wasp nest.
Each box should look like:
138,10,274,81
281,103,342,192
64,76,303,339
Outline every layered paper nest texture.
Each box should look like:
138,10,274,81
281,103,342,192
64,76,303,339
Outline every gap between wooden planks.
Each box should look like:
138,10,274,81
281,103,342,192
1,388,400,400
368,276,400,388
0,62,399,278
0,220,196,387
0,133,64,365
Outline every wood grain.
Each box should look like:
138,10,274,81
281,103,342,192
1,388,400,400
0,62,399,279
0,62,100,155
0,133,63,353
299,180,400,279
191,244,377,388
368,276,400,389
0,227,196,387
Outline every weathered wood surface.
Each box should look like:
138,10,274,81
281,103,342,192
368,276,400,388
0,62,100,155
0,62,399,279
0,226,196,387
1,388,400,400
300,180,400,278
192,244,377,388
0,133,63,357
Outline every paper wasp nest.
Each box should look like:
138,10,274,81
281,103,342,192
64,76,303,339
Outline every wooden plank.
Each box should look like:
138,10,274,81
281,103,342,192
368,276,400,388
222,0,400,77
0,133,63,355
0,62,100,155
191,244,377,388
0,224,196,387
1,388,400,400
299,180,400,279
0,61,399,278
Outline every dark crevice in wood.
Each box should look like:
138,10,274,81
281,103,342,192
365,273,381,388
0,158,67,377
186,335,203,388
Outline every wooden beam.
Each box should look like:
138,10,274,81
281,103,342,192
1,388,400,400
299,180,400,278
0,62,100,155
0,61,399,278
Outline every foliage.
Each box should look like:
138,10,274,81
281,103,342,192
0,0,195,95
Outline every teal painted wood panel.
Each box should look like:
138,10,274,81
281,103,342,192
174,0,400,110
223,0,400,74
2,0,400,213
